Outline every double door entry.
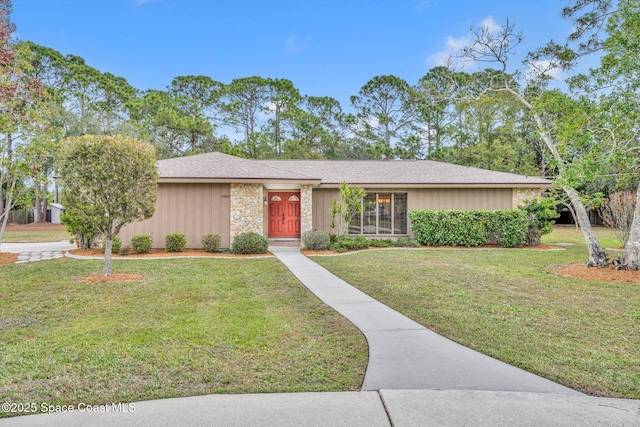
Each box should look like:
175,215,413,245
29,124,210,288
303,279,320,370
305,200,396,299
268,192,301,238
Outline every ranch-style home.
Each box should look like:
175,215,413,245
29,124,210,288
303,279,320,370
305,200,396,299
119,152,552,248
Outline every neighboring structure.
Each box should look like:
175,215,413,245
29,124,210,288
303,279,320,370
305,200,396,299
49,203,65,224
119,152,552,248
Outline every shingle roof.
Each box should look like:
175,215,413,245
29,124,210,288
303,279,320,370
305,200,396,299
157,152,552,187
158,152,317,181
258,159,551,186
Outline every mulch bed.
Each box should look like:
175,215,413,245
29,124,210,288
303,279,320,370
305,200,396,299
69,249,273,258
0,252,18,265
556,264,640,284
301,244,561,256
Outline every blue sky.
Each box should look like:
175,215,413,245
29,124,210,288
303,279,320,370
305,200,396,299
13,0,575,107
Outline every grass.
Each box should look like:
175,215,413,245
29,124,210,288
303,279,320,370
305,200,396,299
1,228,72,243
311,226,640,399
0,258,367,417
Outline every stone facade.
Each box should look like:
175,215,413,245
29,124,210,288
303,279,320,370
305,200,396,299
300,185,313,244
230,183,264,242
512,188,544,209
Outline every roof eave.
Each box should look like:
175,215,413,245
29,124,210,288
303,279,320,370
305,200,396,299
316,182,553,189
158,177,322,185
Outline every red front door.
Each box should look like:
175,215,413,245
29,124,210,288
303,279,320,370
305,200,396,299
268,192,301,238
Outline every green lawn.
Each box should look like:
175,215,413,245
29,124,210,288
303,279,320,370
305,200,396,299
311,226,640,399
1,228,72,243
0,258,367,417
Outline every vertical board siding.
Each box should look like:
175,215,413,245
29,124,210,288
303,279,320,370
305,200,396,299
312,188,339,233
406,188,512,211
119,183,231,249
312,187,512,234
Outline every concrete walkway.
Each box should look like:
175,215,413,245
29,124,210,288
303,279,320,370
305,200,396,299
1,390,638,426
0,241,76,263
269,246,579,394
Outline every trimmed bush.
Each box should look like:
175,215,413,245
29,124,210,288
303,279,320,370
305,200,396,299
202,233,222,253
368,239,393,248
409,209,528,248
328,235,369,253
393,237,420,247
165,233,186,252
302,231,331,250
131,234,153,253
232,232,268,254
101,236,121,253
118,245,131,256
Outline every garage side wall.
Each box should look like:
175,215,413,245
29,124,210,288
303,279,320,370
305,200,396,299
119,183,231,249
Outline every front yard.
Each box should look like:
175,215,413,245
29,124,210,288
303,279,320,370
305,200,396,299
1,224,638,417
0,257,367,417
311,226,640,399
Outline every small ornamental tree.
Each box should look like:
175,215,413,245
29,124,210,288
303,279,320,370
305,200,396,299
330,182,366,235
56,135,158,276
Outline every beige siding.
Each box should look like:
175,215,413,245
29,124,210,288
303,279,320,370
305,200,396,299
406,188,512,211
312,187,512,234
312,188,339,233
120,183,231,249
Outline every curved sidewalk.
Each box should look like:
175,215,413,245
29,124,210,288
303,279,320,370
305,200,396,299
269,246,580,394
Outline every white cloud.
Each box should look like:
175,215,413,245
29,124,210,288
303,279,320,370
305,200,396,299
426,34,473,69
526,59,566,81
480,16,501,34
426,16,502,70
285,35,312,54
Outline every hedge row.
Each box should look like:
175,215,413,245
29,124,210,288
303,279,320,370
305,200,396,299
408,209,528,247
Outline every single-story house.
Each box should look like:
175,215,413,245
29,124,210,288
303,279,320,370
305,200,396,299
119,152,552,248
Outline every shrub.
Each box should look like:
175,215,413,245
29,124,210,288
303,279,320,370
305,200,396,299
232,232,268,254
202,233,222,253
394,237,420,247
302,231,331,250
368,239,393,248
132,234,153,253
101,236,122,253
165,233,186,252
492,210,528,247
118,245,131,256
328,235,369,252
519,198,559,246
409,209,528,248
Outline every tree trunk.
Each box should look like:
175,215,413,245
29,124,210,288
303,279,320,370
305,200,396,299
103,237,113,276
0,133,13,220
564,186,608,267
0,179,15,252
622,184,640,270
34,181,49,223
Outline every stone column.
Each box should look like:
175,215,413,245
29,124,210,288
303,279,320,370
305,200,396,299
300,185,313,243
512,188,544,209
230,183,264,242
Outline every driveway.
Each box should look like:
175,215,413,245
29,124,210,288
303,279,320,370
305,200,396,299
1,241,76,263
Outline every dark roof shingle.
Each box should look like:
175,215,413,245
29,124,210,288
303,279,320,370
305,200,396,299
157,152,551,186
